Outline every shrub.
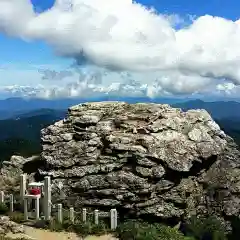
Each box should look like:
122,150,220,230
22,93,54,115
0,203,8,214
72,222,93,236
34,218,67,232
89,220,110,236
115,219,195,240
154,224,195,240
228,216,240,240
72,220,110,237
48,218,64,232
185,216,227,240
34,217,110,236
115,220,158,240
9,212,24,223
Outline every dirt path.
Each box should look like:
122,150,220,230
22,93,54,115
6,226,117,240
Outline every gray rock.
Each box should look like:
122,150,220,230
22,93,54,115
39,102,229,219
2,101,240,229
0,155,40,194
0,216,25,234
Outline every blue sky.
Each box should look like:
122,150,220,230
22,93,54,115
0,0,239,99
144,0,240,20
2,0,239,69
31,0,240,20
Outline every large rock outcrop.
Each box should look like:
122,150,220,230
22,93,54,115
36,102,240,227
2,101,240,228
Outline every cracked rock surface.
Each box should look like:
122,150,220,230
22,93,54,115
0,216,24,235
2,101,240,228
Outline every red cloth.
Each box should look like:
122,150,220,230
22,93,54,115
30,188,41,195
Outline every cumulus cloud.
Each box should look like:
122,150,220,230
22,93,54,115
215,82,238,97
0,68,209,99
0,0,240,97
38,69,73,81
0,84,45,98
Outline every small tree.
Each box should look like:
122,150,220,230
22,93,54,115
0,203,8,214
115,219,195,240
185,215,227,240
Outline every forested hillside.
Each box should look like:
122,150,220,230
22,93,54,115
0,109,66,162
1,100,240,162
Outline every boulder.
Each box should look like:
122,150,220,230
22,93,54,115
0,155,42,194
0,216,25,235
37,102,240,228
2,101,240,229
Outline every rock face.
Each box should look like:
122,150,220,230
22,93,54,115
0,216,24,235
35,101,240,227
1,101,240,228
0,155,41,194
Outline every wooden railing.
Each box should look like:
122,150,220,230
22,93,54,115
0,174,118,229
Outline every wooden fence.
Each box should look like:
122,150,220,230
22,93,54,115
0,182,118,230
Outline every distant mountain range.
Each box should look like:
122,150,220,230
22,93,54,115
0,109,66,140
0,97,240,162
0,96,191,120
0,108,66,162
172,99,240,120
12,108,66,120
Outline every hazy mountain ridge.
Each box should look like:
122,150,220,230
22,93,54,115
1,97,240,119
0,97,193,120
0,111,66,140
0,98,240,162
0,108,66,162
11,108,66,120
172,99,240,120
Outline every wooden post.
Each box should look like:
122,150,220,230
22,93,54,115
44,176,51,221
69,207,74,223
94,209,99,225
114,209,118,229
24,198,28,221
20,174,26,203
0,191,4,204
57,204,63,224
35,197,40,220
82,208,87,222
9,194,14,213
110,209,117,230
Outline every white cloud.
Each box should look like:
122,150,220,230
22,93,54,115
0,84,45,98
215,82,238,97
0,67,210,99
217,82,236,92
39,69,73,81
0,0,240,97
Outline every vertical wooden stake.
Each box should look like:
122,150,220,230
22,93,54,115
0,191,4,204
44,176,51,221
35,197,40,220
24,198,28,221
20,174,26,203
9,194,14,213
57,204,63,223
69,207,74,223
82,208,87,222
94,209,99,225
110,209,118,230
